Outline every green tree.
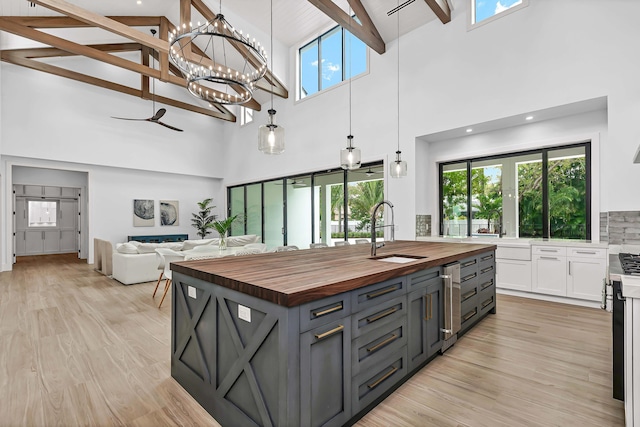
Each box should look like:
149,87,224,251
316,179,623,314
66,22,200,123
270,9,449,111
349,180,384,231
442,170,467,220
330,184,344,223
472,167,503,233
191,198,216,239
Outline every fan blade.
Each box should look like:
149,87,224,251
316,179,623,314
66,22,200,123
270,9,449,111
152,108,166,121
157,121,184,132
111,116,148,121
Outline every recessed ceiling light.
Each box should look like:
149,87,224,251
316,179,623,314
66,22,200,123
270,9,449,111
466,128,473,133
525,116,534,120
136,0,142,4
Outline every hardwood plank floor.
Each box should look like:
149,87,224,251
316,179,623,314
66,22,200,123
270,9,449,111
0,254,624,426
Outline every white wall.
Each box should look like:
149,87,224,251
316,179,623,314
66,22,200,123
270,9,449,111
421,108,607,239
1,156,223,269
224,0,640,240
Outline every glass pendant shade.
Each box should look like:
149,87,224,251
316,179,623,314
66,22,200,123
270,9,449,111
258,109,285,154
390,151,408,178
340,135,361,170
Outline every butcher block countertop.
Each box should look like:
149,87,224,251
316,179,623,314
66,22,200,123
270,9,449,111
171,240,496,307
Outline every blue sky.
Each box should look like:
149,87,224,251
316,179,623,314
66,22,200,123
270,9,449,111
475,0,522,23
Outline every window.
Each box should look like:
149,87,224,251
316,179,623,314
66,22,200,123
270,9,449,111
298,21,367,99
228,162,383,249
239,106,253,126
439,142,590,240
471,0,528,27
28,200,57,227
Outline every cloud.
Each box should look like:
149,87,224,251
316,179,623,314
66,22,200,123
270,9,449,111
495,0,522,14
322,61,341,81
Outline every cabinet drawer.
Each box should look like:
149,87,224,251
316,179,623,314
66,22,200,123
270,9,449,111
496,246,531,261
461,290,478,316
351,276,406,313
478,263,495,283
407,266,442,293
478,252,495,271
352,295,406,338
460,306,479,331
568,247,607,259
352,318,406,376
459,256,479,279
479,294,496,316
352,347,407,414
532,246,567,256
478,278,495,297
299,293,351,333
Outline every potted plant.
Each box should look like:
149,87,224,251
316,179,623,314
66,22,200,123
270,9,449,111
212,214,238,250
191,198,216,239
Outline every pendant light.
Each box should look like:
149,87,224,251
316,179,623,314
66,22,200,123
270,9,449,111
258,0,285,154
390,1,407,178
340,7,361,170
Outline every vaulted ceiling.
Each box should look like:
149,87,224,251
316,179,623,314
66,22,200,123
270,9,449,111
0,0,450,123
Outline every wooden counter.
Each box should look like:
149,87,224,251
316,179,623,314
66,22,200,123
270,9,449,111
171,240,496,307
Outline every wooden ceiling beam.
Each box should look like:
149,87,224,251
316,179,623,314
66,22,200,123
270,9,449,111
308,0,385,54
424,0,451,24
0,49,235,122
29,0,168,53
5,15,163,28
346,0,384,49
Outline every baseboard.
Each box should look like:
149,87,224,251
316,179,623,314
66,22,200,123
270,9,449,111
496,288,602,309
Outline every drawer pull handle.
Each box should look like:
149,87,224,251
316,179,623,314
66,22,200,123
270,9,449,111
314,324,344,340
540,249,558,252
482,298,494,308
576,251,596,255
461,273,477,282
462,260,477,267
367,366,399,390
481,280,493,290
367,333,398,353
539,256,559,261
462,289,477,301
481,254,493,261
424,294,432,320
312,304,343,317
481,266,493,273
463,309,477,322
367,307,398,323
366,286,397,299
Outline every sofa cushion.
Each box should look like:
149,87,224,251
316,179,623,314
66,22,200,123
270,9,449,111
116,243,139,254
227,234,260,247
128,240,143,247
137,243,160,253
160,242,184,251
182,238,217,251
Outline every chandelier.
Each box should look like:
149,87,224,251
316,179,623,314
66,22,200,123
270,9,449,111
168,13,268,105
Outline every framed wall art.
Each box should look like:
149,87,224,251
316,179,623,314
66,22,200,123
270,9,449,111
160,200,179,226
133,199,154,227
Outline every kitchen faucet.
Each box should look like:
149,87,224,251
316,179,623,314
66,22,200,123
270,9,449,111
371,200,394,256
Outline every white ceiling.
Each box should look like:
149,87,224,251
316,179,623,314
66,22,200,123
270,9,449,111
0,0,438,49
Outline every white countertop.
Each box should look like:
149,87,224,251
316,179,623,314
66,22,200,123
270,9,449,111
416,236,607,249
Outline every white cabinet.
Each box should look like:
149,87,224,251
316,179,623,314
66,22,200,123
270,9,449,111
567,248,607,301
496,259,532,291
531,245,606,302
532,253,567,296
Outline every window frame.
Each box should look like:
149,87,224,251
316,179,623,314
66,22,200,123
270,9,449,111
239,106,254,127
438,141,591,240
468,0,529,31
297,20,369,101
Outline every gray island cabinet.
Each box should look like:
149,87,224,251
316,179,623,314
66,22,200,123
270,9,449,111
169,241,496,427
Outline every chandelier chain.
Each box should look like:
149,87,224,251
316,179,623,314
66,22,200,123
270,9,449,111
397,0,400,154
270,0,274,109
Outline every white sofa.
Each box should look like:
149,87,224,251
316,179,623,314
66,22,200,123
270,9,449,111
111,235,261,285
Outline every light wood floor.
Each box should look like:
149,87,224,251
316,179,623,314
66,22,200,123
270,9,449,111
0,254,624,426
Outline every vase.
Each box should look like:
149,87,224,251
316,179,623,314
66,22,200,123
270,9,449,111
219,232,228,250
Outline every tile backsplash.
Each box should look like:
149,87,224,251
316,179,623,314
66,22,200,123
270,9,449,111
605,211,640,245
416,214,431,237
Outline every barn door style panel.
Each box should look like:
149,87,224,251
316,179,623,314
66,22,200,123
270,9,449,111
171,274,299,427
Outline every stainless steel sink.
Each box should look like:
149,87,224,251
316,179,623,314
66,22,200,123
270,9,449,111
370,254,426,263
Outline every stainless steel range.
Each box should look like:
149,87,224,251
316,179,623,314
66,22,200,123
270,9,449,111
619,253,640,275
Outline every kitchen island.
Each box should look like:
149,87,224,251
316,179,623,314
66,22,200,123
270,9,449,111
170,240,496,427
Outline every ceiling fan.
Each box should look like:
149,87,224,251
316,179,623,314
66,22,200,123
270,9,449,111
355,167,383,177
111,30,183,132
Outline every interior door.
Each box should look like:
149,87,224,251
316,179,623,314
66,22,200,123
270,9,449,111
59,199,78,253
